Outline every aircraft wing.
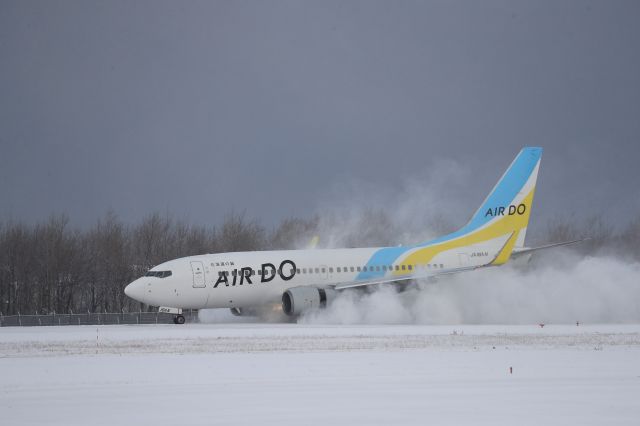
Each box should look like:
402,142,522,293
333,266,479,290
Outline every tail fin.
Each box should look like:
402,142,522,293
413,147,542,265
468,146,542,251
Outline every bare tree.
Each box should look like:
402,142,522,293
269,217,318,249
218,212,266,252
0,222,34,315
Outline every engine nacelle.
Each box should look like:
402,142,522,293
282,286,337,316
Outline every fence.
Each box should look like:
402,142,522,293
0,310,199,327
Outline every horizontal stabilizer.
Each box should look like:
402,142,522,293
510,238,588,258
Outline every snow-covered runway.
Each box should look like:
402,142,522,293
2,324,640,425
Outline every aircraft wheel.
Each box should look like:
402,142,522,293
174,315,186,325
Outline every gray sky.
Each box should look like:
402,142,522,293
1,0,639,231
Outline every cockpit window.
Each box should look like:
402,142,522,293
145,270,172,278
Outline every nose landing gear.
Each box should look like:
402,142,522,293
159,307,186,325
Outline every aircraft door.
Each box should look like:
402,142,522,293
319,265,329,281
191,261,206,288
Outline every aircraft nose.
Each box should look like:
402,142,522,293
124,279,146,303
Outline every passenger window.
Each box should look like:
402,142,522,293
376,266,380,272
296,269,300,274
290,269,295,274
401,265,406,271
329,267,333,273
337,267,341,273
408,265,413,271
350,267,355,272
322,268,326,273
440,263,444,268
315,268,320,274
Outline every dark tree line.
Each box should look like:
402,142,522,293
0,210,637,315
0,210,324,315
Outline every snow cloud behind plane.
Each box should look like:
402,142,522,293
299,254,640,325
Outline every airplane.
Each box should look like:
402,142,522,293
125,147,580,324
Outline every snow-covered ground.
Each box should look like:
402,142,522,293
2,323,640,425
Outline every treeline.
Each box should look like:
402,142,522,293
0,211,320,315
0,210,638,315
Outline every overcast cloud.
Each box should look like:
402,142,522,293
1,0,639,232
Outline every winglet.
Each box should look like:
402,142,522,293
307,235,320,250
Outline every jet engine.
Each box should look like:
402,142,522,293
282,286,337,316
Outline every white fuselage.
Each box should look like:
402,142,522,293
124,245,488,310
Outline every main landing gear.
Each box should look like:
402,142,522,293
173,315,186,325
